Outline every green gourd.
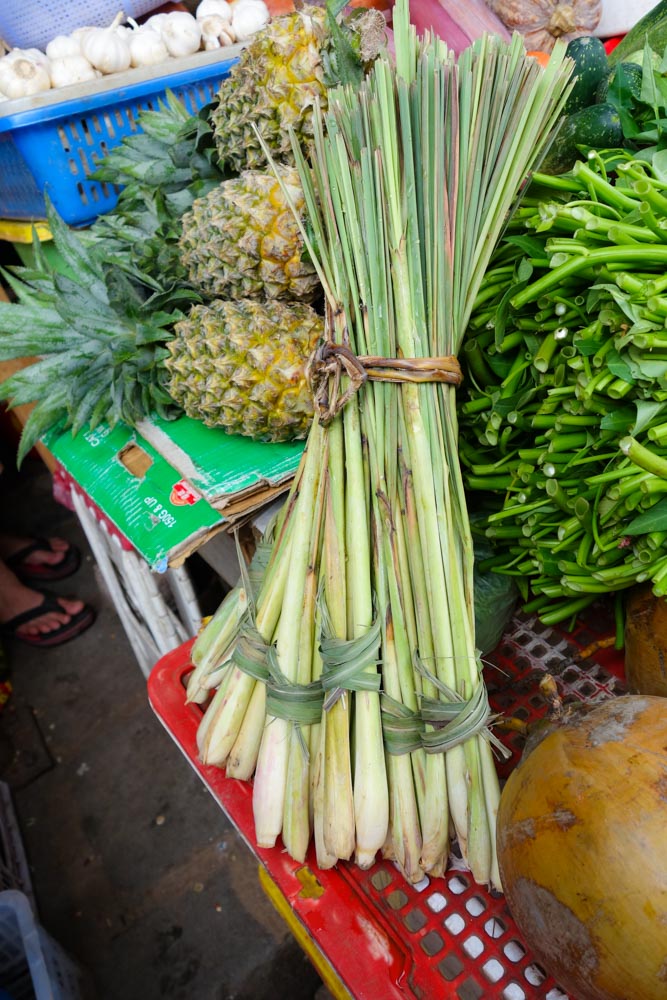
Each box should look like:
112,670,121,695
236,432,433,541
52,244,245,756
562,35,609,115
608,0,667,66
539,102,623,175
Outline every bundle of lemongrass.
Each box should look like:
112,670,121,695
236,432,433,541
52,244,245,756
185,0,573,889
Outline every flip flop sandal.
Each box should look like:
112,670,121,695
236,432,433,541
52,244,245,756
6,538,81,584
0,595,96,648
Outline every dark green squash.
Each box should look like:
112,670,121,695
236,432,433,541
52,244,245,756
563,35,609,115
540,102,623,175
595,61,644,104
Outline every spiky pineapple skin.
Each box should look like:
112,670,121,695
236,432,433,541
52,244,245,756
179,167,319,303
165,299,322,442
210,7,328,172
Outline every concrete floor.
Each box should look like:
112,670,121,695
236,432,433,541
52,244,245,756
0,454,328,1000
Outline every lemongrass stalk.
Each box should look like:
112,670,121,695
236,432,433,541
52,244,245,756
390,486,432,841
479,733,503,891
311,710,338,869
443,392,502,883
186,585,248,703
253,420,325,848
321,415,356,862
382,614,424,882
309,598,338,869
345,394,388,869
399,469,450,871
195,664,233,757
282,447,327,862
197,485,301,766
462,736,492,883
225,681,266,780
199,668,259,768
190,463,302,708
201,655,243,692
365,434,423,876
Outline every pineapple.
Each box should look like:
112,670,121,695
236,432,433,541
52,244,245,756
0,204,182,464
210,5,387,172
179,167,320,303
165,298,323,442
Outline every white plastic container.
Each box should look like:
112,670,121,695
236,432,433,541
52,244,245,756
593,0,662,38
0,0,166,52
0,890,87,999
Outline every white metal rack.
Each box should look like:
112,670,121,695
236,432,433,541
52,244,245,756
69,485,201,678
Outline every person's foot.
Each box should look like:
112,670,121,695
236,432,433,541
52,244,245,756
0,551,90,645
0,536,81,585
0,535,71,569
0,565,85,640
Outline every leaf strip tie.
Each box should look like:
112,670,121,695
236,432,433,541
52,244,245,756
233,622,325,725
231,622,272,683
319,617,382,708
381,693,424,755
420,683,493,754
307,342,463,423
265,677,325,726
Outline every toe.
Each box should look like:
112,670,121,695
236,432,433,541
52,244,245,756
59,598,84,616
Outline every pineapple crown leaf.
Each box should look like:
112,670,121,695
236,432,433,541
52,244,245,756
89,394,113,431
45,198,110,303
70,386,109,437
323,3,364,88
0,265,53,308
320,1,387,89
0,299,65,343
16,398,64,466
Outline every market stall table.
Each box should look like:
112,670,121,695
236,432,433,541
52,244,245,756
148,605,626,1000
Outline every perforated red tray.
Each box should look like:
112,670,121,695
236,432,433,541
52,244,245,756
148,607,626,1000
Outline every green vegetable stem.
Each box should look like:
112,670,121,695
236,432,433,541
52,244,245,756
460,154,667,625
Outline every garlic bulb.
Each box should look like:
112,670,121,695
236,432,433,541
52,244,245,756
1,47,50,68
46,35,82,59
49,53,97,88
200,14,236,49
196,0,232,22
23,47,51,68
143,13,169,33
160,12,202,58
81,22,131,74
128,26,169,67
231,0,270,41
70,26,97,48
0,56,51,99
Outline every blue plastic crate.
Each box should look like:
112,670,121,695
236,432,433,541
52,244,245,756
0,890,86,1000
0,48,240,226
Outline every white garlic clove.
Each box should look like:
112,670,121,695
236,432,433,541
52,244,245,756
200,14,227,49
0,57,51,99
160,11,202,58
231,0,270,41
81,25,131,74
143,13,169,33
129,27,170,67
196,0,233,23
49,53,97,88
218,24,236,45
46,35,82,59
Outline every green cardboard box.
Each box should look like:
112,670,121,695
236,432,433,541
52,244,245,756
44,416,304,571
136,414,304,518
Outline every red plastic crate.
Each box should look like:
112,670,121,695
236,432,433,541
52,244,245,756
148,607,626,1000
